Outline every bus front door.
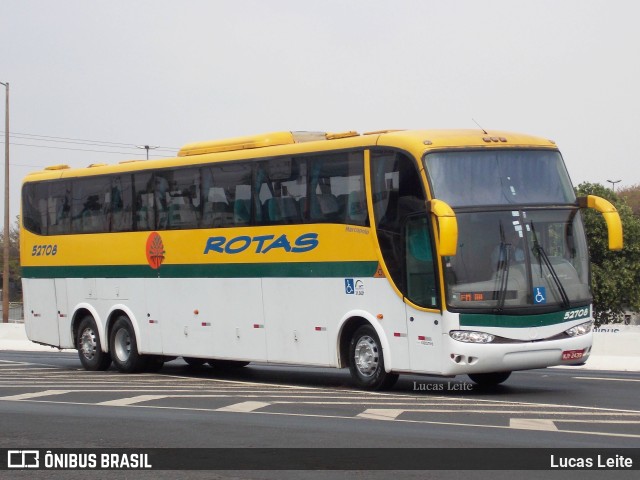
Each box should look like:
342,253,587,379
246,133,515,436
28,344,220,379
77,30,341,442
403,215,442,374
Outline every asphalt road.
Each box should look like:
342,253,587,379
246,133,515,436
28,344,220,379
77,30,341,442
0,350,639,480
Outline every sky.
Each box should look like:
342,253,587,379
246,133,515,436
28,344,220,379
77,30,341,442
1,0,639,221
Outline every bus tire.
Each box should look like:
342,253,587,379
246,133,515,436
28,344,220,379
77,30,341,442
109,316,146,373
77,316,112,371
468,371,511,386
348,325,398,390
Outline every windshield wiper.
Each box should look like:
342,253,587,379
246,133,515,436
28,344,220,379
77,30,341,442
530,223,571,308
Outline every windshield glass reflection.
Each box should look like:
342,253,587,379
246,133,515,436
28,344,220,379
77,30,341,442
444,209,590,311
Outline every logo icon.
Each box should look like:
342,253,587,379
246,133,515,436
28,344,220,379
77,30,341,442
8,450,40,468
146,232,165,270
345,279,365,295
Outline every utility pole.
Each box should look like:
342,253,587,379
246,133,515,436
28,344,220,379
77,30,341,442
136,145,158,160
1,81,9,323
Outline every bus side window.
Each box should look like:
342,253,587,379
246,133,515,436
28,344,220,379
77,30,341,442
47,181,71,235
405,215,438,308
371,150,429,296
71,177,110,234
164,168,200,229
154,173,170,229
110,174,133,232
307,151,366,225
202,163,252,228
201,167,232,227
262,157,305,224
134,172,154,231
22,183,46,235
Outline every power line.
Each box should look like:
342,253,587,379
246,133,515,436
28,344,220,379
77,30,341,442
0,130,179,151
7,133,177,152
0,140,173,157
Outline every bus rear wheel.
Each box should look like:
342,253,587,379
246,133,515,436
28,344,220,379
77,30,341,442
109,316,146,373
468,371,512,387
348,325,398,390
77,316,112,371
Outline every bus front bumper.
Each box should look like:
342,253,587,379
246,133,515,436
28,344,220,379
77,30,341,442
441,332,593,376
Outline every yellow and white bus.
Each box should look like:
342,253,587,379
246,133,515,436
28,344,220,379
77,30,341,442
20,129,622,389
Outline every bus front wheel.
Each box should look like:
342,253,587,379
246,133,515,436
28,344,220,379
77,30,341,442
468,371,512,387
77,316,112,371
348,325,398,390
109,316,146,373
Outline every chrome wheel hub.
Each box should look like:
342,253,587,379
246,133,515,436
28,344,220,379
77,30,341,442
80,328,97,360
354,335,379,377
114,328,131,362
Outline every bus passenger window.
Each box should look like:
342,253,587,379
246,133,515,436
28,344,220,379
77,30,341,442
22,183,47,235
71,177,110,233
109,175,133,232
307,151,366,226
47,181,71,235
134,172,154,231
163,168,200,229
255,157,306,225
201,163,252,228
154,173,170,229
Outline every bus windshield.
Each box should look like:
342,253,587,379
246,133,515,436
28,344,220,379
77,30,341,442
442,209,591,311
425,149,575,207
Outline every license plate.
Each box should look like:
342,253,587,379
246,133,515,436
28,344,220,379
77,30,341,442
562,349,584,361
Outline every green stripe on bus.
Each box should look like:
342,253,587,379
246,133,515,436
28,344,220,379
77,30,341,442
460,311,573,328
21,261,379,279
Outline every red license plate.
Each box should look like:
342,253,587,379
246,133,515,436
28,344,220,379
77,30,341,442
562,349,584,361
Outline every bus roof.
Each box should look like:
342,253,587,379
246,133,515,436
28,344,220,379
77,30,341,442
22,129,558,182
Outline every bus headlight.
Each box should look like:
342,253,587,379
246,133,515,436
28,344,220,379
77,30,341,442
565,320,593,337
450,330,495,343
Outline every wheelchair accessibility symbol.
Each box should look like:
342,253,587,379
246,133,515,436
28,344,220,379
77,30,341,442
345,279,365,295
533,287,546,304
345,279,355,294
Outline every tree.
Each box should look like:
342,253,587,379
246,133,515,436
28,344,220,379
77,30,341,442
618,183,640,217
0,216,21,302
576,183,640,325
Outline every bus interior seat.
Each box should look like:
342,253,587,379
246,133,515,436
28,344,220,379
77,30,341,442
136,193,154,230
266,197,300,223
346,191,367,224
233,199,251,225
309,194,340,222
168,202,197,228
202,201,233,227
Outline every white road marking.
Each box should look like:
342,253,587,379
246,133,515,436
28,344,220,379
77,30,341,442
0,389,72,401
216,401,271,412
357,409,405,421
510,418,558,431
574,376,640,383
351,408,640,416
2,363,640,439
97,395,168,406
